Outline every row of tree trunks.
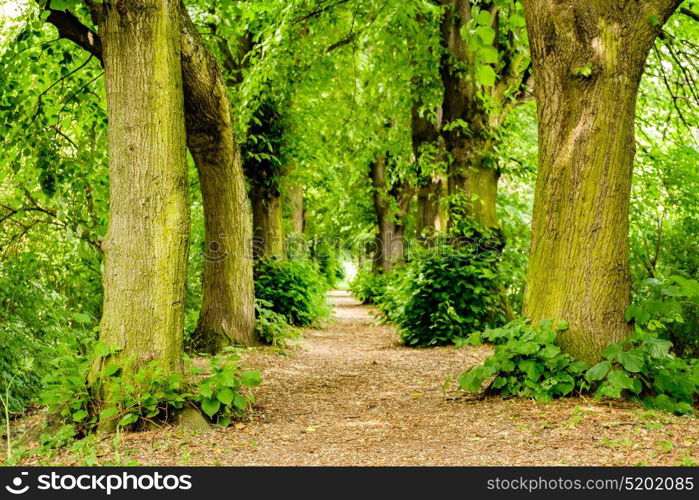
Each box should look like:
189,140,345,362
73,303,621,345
45,2,259,354
522,0,681,363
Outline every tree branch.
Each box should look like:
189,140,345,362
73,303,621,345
45,8,103,63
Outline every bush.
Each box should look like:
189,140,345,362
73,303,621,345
311,240,345,287
391,244,508,346
626,275,699,358
349,265,390,304
459,319,698,414
40,337,261,441
459,320,590,400
254,258,329,327
255,299,300,348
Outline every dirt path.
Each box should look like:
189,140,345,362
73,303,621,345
31,291,699,466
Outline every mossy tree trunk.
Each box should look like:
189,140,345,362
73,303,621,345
179,5,256,351
287,184,305,235
251,187,284,259
371,156,412,273
522,0,681,363
45,4,258,353
412,102,448,237
94,0,189,374
440,0,529,230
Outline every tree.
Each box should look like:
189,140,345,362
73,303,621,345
439,0,530,229
179,5,256,351
370,155,413,273
91,0,189,375
45,3,258,351
522,0,683,363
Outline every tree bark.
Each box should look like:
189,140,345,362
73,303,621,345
45,4,258,352
416,174,448,237
371,156,410,273
411,101,448,237
440,0,501,229
522,0,681,363
287,184,305,235
251,187,284,259
179,5,256,351
94,0,189,374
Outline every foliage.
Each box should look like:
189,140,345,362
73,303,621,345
586,330,697,414
254,299,300,349
349,265,390,304
190,350,261,428
39,337,261,444
459,319,698,414
254,257,329,327
458,319,589,400
390,241,508,346
626,275,699,358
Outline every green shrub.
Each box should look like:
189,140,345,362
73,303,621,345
391,244,508,346
626,275,699,358
255,299,300,348
459,319,698,414
459,319,589,400
349,265,390,304
254,257,329,327
40,338,261,442
311,240,345,287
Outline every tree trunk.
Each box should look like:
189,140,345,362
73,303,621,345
287,184,305,235
252,187,284,259
179,6,256,351
411,99,447,237
95,0,188,374
522,0,680,363
440,0,500,229
371,156,408,273
444,135,499,228
46,4,258,353
416,175,448,237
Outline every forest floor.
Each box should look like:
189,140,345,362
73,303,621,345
15,291,699,466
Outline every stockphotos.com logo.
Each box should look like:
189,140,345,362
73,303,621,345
5,471,192,495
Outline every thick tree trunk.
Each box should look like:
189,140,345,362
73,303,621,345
440,0,500,229
252,187,284,259
179,6,256,351
522,0,680,363
416,174,448,237
444,135,499,228
95,0,188,373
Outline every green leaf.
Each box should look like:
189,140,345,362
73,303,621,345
475,26,496,45
586,361,611,381
607,370,636,391
216,387,235,405
617,350,644,373
241,370,261,387
201,398,221,418
104,363,120,377
477,10,492,26
72,409,88,422
99,407,119,420
233,393,248,411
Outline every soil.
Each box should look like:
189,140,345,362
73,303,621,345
14,290,699,466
